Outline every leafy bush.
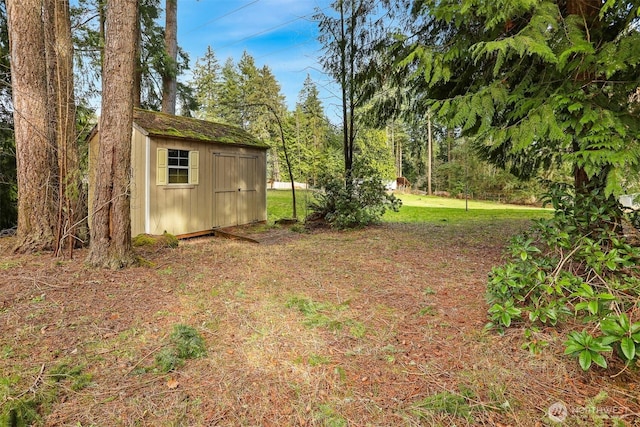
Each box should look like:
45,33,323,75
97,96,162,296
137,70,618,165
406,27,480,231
308,170,401,229
486,184,640,370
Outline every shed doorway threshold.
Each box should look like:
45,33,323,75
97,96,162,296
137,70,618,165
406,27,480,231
175,227,258,243
211,227,260,243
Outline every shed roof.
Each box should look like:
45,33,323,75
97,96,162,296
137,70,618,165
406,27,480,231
133,108,268,148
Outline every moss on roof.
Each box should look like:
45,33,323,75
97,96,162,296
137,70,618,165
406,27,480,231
133,108,268,148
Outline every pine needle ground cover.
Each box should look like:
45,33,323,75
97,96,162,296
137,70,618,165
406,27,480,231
0,198,636,426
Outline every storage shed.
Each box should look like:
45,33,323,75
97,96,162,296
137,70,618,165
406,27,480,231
88,109,269,237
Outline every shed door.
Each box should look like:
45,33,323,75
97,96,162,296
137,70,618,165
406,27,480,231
213,153,258,227
237,156,258,225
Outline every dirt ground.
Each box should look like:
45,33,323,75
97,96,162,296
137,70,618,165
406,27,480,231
1,220,639,426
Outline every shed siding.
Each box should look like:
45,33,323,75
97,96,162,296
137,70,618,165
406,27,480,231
148,137,209,236
147,138,267,236
130,128,146,236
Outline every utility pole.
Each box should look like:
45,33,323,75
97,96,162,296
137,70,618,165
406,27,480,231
427,110,432,195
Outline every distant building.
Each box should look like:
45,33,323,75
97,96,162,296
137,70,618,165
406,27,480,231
620,194,639,210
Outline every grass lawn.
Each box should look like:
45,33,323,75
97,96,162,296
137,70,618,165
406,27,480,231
267,189,314,223
267,189,552,224
384,193,552,223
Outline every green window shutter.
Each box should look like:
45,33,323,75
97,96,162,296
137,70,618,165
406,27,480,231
157,148,168,185
189,151,199,185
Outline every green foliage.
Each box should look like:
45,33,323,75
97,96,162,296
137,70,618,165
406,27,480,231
308,170,402,229
314,403,348,427
191,46,221,120
354,128,396,181
190,50,290,183
286,296,347,332
384,0,640,199
316,0,391,175
487,300,521,330
564,330,611,371
286,296,365,338
411,386,476,420
287,75,339,188
155,347,185,373
49,363,93,391
0,131,16,229
0,361,91,426
155,324,207,372
0,375,40,427
521,327,548,355
486,185,640,370
170,324,207,360
72,0,191,110
600,313,640,363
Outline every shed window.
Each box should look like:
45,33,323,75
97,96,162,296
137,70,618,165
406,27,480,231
157,148,199,185
168,149,189,183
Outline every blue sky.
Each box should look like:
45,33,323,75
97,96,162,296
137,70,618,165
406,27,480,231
177,0,338,116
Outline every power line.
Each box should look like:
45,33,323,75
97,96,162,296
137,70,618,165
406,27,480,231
206,4,331,51
214,14,311,50
183,0,262,35
255,39,315,60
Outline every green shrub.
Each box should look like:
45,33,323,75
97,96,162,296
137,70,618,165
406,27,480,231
308,172,401,229
486,183,640,370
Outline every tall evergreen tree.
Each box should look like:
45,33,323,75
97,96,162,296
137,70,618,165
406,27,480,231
217,57,243,126
388,0,640,205
44,0,81,256
71,0,189,112
316,0,389,179
88,0,137,268
0,0,16,230
7,0,55,251
161,0,177,114
7,0,81,254
292,74,334,185
191,46,221,120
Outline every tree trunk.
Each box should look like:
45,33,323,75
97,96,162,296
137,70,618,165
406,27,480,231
133,1,141,108
427,110,432,195
88,0,137,269
7,0,56,253
566,0,601,23
44,0,80,257
161,0,177,114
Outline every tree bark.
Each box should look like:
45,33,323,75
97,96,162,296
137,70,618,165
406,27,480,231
133,1,141,108
161,0,177,114
88,0,137,269
7,0,56,252
44,0,80,257
566,0,601,22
